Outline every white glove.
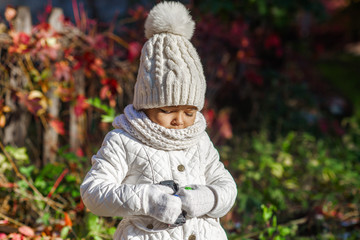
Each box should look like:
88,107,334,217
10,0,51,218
141,184,182,224
177,185,215,218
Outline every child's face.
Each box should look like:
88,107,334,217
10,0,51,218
143,105,197,129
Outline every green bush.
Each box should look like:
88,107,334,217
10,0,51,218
220,117,360,238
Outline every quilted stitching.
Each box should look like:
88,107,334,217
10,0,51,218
80,130,237,240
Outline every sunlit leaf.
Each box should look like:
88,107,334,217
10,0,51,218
64,212,73,227
49,119,65,135
60,226,70,239
19,165,35,178
18,226,35,237
5,146,29,162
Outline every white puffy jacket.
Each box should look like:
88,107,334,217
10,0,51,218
80,129,237,240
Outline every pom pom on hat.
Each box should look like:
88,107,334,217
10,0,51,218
133,1,206,111
145,1,195,40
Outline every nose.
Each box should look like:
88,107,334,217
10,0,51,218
171,113,184,126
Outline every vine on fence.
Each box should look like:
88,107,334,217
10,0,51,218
0,3,141,165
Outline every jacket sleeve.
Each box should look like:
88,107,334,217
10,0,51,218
80,130,148,217
202,133,237,218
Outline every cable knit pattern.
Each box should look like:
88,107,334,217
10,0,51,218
112,104,207,151
132,1,206,111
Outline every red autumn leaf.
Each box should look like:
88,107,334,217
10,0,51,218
228,20,248,47
318,118,328,134
17,92,45,115
203,108,215,128
18,225,35,237
55,61,71,81
100,78,121,107
45,3,52,14
79,52,105,77
74,94,89,117
8,233,23,240
9,32,31,54
127,42,142,62
76,147,84,157
244,70,263,86
128,5,148,20
85,34,108,50
217,110,233,140
264,33,281,49
332,120,345,136
50,119,65,135
75,200,85,212
90,58,105,77
0,220,9,225
56,85,74,102
64,212,73,227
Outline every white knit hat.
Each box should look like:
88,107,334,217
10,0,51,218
133,1,206,111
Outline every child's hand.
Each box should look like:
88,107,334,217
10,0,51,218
177,185,215,218
143,184,182,224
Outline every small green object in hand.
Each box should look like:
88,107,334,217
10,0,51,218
185,187,193,190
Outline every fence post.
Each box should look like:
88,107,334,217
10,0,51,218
69,70,86,154
3,6,32,147
13,6,32,34
42,8,64,164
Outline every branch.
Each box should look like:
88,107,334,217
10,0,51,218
0,212,26,227
0,141,64,212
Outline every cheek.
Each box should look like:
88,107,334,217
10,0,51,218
185,116,196,127
154,114,172,127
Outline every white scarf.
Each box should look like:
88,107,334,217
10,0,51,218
112,104,207,151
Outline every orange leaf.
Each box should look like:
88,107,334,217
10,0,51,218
50,119,65,135
64,212,73,227
5,6,16,22
0,115,6,128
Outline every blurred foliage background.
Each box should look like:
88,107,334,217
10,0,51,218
0,0,360,239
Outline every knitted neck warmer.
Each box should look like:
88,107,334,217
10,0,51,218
112,104,207,151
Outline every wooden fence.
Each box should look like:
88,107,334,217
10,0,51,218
0,5,136,166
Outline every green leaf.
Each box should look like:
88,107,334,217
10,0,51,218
270,162,284,178
274,235,283,240
261,204,273,222
5,146,29,162
65,174,77,182
279,226,292,236
281,132,295,152
42,212,50,225
34,178,47,190
101,114,115,123
17,180,28,190
267,226,276,237
107,227,117,236
71,189,80,198
19,165,35,178
41,68,51,80
87,213,99,230
272,215,277,228
93,236,102,240
60,226,71,239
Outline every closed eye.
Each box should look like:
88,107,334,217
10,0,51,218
160,109,172,114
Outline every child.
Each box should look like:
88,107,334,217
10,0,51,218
80,2,237,239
